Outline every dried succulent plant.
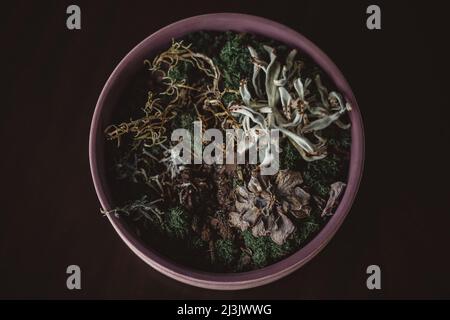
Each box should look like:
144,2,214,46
229,45,352,163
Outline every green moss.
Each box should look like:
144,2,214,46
242,231,287,268
222,92,239,106
282,216,320,251
217,34,253,89
164,207,190,239
281,140,301,170
184,31,222,55
172,110,196,133
299,219,320,242
179,113,195,131
303,154,344,198
215,239,237,266
328,128,351,150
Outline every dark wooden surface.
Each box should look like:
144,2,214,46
1,0,449,299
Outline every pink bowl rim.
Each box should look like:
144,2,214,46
89,13,365,290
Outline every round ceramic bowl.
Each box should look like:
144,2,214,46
89,13,364,290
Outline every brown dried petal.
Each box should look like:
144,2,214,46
236,201,253,214
235,185,249,199
229,211,249,231
292,205,311,219
275,170,303,196
286,196,303,211
247,175,263,194
259,190,272,202
294,186,310,205
242,207,261,226
251,219,269,237
235,186,254,213
269,213,296,245
257,191,274,211
322,181,346,217
267,213,277,231
281,196,311,219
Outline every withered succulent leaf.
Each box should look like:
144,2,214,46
247,46,265,99
235,185,252,211
302,111,344,133
264,46,281,108
285,49,297,72
239,80,252,106
278,127,316,154
335,119,351,130
279,86,292,108
314,74,330,109
294,78,305,100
